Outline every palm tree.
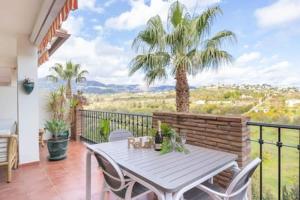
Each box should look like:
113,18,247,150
129,1,236,112
47,61,88,98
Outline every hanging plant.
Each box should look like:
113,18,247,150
23,78,34,94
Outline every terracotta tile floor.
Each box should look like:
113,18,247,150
0,141,154,200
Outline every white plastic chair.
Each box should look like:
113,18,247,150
94,151,151,200
108,130,133,142
179,158,261,200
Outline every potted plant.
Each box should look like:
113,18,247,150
22,78,34,94
45,119,69,161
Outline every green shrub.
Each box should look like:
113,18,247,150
45,119,68,139
283,184,299,200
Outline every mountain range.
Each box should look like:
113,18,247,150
38,78,194,94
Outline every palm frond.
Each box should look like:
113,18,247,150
144,65,168,85
193,6,222,39
168,1,186,28
47,75,59,82
129,52,170,84
50,63,65,79
204,30,237,49
192,48,233,73
132,15,166,52
76,70,88,83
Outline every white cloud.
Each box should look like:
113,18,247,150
105,0,220,30
78,0,103,13
188,54,298,87
236,52,261,64
104,0,117,7
93,25,104,36
38,36,144,85
62,16,84,36
255,0,300,28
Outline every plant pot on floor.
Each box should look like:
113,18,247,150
47,137,69,161
45,119,69,161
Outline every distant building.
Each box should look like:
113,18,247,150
207,100,231,104
195,100,206,105
241,94,253,99
286,99,300,107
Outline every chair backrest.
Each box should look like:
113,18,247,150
0,120,17,163
0,137,8,163
94,151,126,192
108,130,133,142
226,158,261,200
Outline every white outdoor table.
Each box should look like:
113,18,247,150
86,140,238,200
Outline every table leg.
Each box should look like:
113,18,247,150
86,150,92,200
165,192,173,200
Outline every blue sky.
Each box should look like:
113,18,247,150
39,0,300,87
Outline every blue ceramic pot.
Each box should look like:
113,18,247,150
23,82,34,94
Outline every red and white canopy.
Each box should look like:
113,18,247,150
38,0,78,66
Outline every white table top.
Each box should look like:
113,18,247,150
87,140,237,192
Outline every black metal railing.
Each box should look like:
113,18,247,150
247,121,300,200
80,110,153,143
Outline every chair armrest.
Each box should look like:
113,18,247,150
198,184,228,199
198,178,251,199
0,134,18,138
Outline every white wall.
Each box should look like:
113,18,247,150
0,86,17,120
17,35,39,164
0,66,17,122
39,89,51,139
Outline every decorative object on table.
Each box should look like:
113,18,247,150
22,77,34,94
128,136,153,149
154,122,189,155
45,119,69,161
39,128,45,147
154,120,163,151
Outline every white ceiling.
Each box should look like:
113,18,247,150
0,0,45,85
0,0,44,35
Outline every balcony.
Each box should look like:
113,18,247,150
0,109,299,199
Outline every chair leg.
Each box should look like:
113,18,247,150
7,164,12,183
13,158,18,169
100,183,109,200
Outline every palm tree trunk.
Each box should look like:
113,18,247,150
66,79,72,99
175,66,189,112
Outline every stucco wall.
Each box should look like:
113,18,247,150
0,86,17,121
39,89,51,139
17,35,39,164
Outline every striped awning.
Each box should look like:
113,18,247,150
38,0,78,66
38,51,49,66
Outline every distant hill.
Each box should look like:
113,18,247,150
38,78,194,94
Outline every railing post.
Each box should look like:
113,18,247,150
74,108,82,141
277,128,282,200
259,125,263,200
